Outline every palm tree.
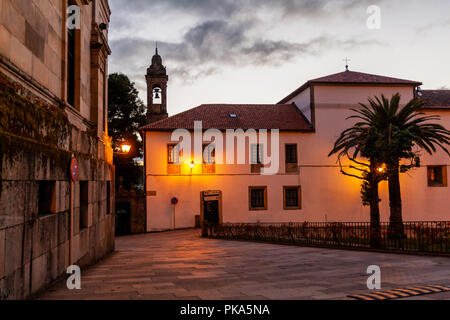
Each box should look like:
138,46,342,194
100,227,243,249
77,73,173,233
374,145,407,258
329,123,386,248
347,94,450,238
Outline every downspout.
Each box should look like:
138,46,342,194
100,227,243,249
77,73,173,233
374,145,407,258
142,131,148,232
69,176,73,265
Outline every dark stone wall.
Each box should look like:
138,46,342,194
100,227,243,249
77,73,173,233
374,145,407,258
0,74,115,300
0,140,115,300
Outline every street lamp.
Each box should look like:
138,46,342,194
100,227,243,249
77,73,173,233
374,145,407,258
121,144,131,154
377,164,386,174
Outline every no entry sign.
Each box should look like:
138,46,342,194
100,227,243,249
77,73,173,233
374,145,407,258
70,158,79,181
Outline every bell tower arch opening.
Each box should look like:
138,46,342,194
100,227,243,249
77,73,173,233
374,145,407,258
146,47,169,123
152,86,162,105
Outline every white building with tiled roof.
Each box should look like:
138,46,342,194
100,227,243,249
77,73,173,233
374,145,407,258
140,52,449,231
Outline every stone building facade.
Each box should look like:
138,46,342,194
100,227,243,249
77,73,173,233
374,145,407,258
0,0,115,299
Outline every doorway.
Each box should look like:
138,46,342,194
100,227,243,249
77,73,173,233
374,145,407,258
204,200,219,223
115,202,131,235
201,191,222,225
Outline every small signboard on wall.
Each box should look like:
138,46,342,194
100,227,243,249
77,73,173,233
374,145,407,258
202,190,221,196
204,195,220,201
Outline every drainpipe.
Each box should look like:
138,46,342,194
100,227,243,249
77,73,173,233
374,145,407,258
69,178,73,265
142,131,147,232
69,154,77,266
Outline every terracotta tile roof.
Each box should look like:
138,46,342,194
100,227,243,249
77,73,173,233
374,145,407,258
309,70,422,85
419,90,450,109
140,104,313,132
279,70,422,103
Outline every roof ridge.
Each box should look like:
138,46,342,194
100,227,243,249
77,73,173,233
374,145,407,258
279,70,422,104
139,104,205,130
419,89,450,109
140,103,313,132
310,70,420,83
199,103,292,106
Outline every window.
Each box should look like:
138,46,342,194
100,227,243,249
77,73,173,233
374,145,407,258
168,144,180,164
249,186,267,210
167,144,181,174
67,0,80,108
285,144,297,164
283,186,302,210
203,144,216,174
427,166,448,187
203,144,215,164
38,181,56,216
251,144,264,164
251,144,264,173
285,144,298,173
66,0,78,108
80,181,89,230
67,25,75,106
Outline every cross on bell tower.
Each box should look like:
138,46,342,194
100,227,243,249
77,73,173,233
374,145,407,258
146,45,169,123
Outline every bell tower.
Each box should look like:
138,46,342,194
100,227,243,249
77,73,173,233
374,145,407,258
146,47,169,123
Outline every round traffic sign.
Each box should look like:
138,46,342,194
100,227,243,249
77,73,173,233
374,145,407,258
70,158,79,181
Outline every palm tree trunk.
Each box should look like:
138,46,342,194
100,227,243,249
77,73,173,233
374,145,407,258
369,159,382,248
387,161,405,239
369,177,382,248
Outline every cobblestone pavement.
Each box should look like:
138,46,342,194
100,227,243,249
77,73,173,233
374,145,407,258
39,229,450,300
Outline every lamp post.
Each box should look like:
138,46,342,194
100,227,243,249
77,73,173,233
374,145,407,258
114,143,132,190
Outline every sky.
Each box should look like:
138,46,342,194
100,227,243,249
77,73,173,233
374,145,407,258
108,0,450,116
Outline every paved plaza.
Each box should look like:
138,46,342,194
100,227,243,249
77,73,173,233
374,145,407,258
39,229,450,300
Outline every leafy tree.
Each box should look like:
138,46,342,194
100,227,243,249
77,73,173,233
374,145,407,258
108,73,147,159
108,73,147,190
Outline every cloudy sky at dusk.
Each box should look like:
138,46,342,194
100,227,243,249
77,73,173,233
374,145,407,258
108,0,450,116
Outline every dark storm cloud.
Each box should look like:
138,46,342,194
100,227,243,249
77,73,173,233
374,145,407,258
111,21,382,83
109,0,384,83
112,0,377,19
115,0,238,16
416,18,450,34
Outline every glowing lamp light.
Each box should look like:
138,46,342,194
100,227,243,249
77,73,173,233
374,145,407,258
190,161,195,169
121,144,131,154
377,164,386,174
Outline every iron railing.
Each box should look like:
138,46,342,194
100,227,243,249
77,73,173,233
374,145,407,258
203,221,450,255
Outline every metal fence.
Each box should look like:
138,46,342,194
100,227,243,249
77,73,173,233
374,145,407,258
203,221,450,255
